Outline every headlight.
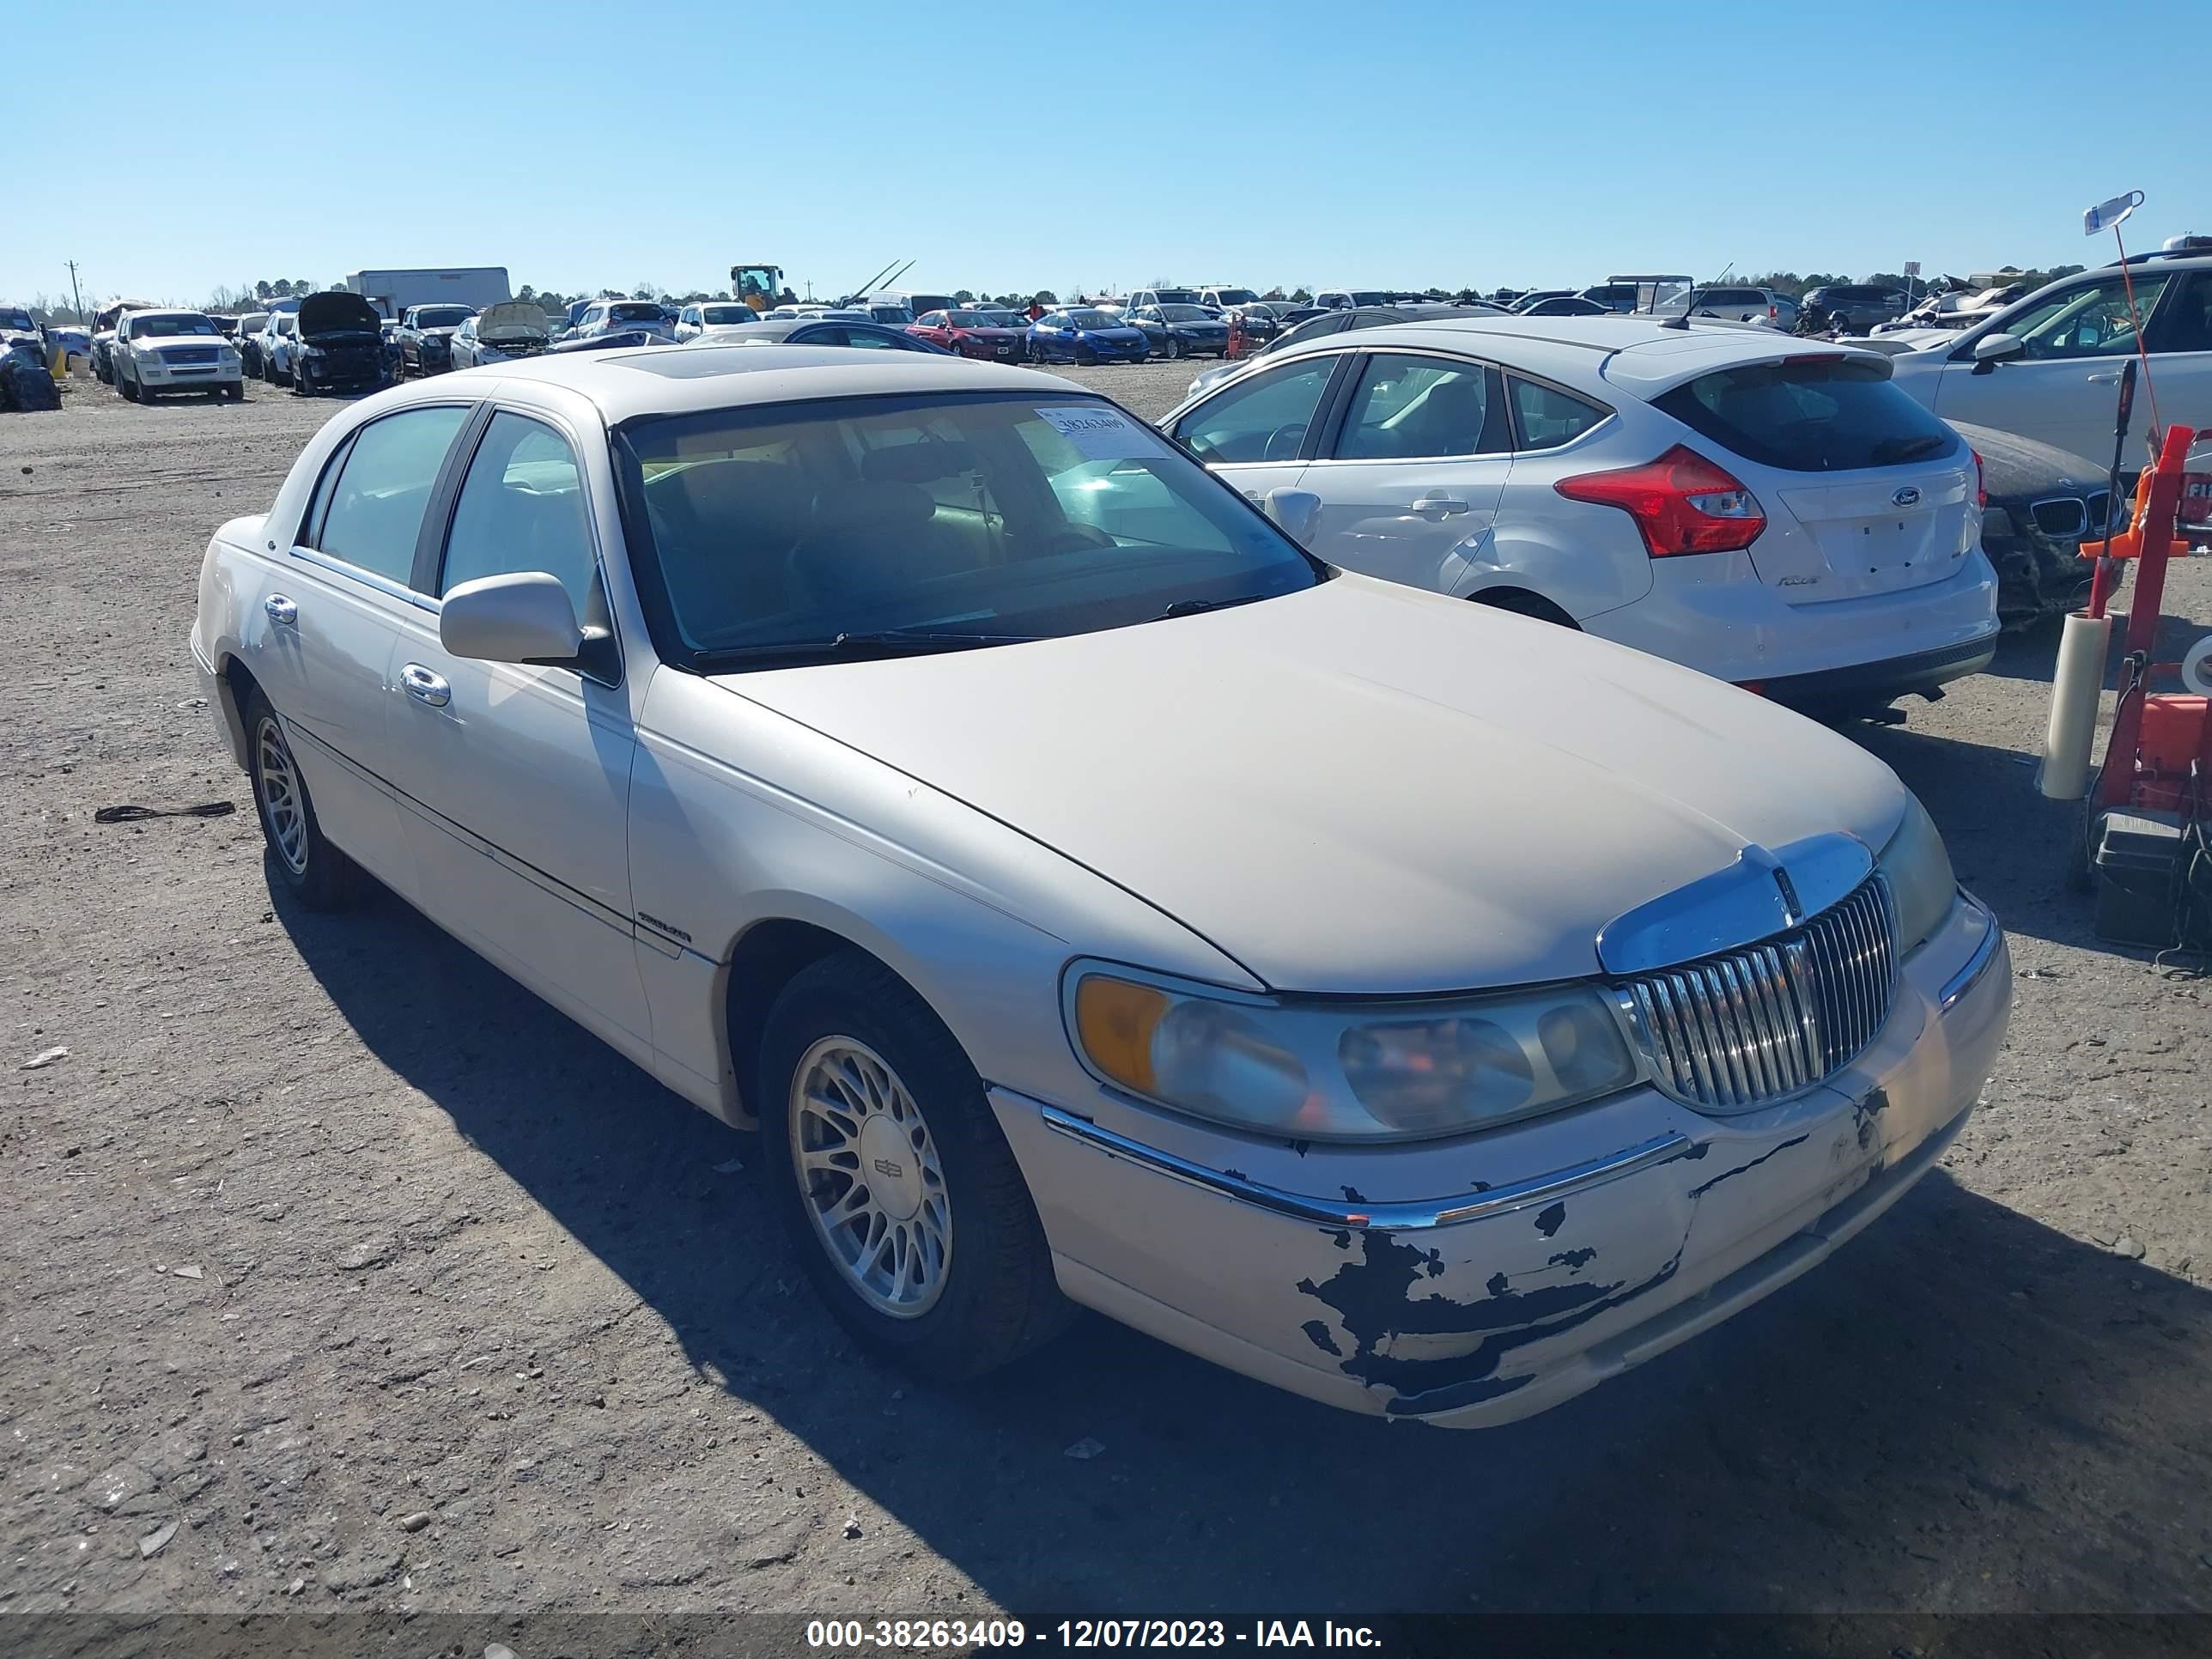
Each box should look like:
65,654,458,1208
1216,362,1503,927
1876,793,1955,955
1067,967,1638,1142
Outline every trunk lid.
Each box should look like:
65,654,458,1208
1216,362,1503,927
1627,345,1979,605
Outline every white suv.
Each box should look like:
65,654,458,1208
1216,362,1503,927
112,309,243,403
1157,315,1999,708
1876,237,2212,460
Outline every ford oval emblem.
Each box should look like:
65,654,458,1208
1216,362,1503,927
1893,486,1923,507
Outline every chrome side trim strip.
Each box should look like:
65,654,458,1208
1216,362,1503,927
1035,1102,1696,1232
1938,891,2003,1013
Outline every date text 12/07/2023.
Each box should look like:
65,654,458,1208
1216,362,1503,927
805,1620,1384,1650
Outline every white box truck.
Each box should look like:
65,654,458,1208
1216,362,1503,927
343,268,512,321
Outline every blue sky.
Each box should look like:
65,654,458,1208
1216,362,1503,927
12,1,2205,311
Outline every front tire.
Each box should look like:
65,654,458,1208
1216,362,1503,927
757,951,1071,1381
118,369,139,402
1166,336,1184,360
245,689,368,911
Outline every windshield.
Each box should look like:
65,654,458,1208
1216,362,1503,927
702,306,754,325
981,310,1025,327
1157,304,1214,322
134,313,220,336
1067,310,1121,330
1210,289,1258,307
1,309,33,331
414,306,474,328
611,302,665,323
616,391,1322,665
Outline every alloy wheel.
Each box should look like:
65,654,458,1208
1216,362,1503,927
788,1036,952,1319
253,715,309,876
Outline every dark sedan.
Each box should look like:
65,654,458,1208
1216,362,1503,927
395,303,477,374
1955,420,2123,629
1025,307,1149,365
690,318,953,354
1125,303,1231,360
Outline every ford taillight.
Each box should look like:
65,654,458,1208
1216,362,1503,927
1555,445,1765,556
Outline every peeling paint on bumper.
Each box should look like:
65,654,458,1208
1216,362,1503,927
992,894,2010,1425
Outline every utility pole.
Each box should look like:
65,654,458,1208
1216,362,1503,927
65,259,86,325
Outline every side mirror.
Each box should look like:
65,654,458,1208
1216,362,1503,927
1972,331,2023,365
439,572,583,665
1264,487,1322,544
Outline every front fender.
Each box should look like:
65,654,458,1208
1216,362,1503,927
628,670,1257,1121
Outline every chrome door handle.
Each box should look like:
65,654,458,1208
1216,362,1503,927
2085,371,2121,384
264,594,297,626
398,664,451,708
1414,493,1471,518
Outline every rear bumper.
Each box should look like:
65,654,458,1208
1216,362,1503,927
1587,548,2000,692
1759,631,1999,707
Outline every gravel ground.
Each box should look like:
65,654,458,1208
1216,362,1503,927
3,364,2210,1641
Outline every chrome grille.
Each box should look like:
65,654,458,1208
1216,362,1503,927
1615,877,1896,1112
2028,495,2089,539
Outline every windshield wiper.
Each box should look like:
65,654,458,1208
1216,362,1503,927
692,629,1041,667
1158,595,1273,619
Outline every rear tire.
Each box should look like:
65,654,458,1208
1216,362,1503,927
757,951,1073,1382
244,688,369,912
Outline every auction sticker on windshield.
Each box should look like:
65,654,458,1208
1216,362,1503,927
1036,405,1170,461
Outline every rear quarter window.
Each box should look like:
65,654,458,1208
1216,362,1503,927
1652,356,1959,473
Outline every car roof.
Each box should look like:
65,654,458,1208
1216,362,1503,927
1257,314,1881,392
428,344,1075,423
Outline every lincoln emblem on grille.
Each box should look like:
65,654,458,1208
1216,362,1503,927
1771,866,1802,925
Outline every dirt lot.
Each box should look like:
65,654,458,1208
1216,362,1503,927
3,366,2210,1644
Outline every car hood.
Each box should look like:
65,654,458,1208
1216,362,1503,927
134,331,228,349
713,576,1905,994
1949,421,2103,500
476,301,550,340
295,291,384,339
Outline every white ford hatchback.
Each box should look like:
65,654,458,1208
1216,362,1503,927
1158,316,2002,708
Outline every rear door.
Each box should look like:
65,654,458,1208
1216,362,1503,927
2140,270,2212,449
1651,355,1978,603
1928,270,2179,459
1164,352,1346,508
249,402,477,890
1295,350,1512,592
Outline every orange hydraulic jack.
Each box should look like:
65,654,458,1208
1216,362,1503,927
2066,422,2212,945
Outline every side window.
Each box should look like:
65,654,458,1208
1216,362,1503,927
2005,274,2172,361
841,330,900,350
2147,272,2212,355
439,412,601,622
797,325,849,347
308,405,471,586
297,434,356,549
1333,355,1504,460
1509,378,1609,452
1172,357,1338,464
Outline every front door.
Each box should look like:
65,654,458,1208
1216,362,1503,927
1296,351,1513,593
1165,353,1345,511
1931,270,2179,459
379,407,653,1054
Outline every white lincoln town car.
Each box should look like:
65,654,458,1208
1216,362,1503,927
191,347,2010,1425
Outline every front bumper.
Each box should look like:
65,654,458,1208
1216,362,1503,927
137,357,242,388
992,892,2008,1425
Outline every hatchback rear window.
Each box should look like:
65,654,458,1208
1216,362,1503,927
1653,356,1960,473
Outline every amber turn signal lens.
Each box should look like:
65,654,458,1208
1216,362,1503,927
1073,976,1170,1094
